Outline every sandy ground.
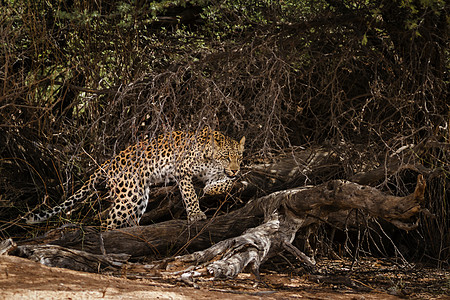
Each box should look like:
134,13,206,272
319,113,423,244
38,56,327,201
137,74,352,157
1,255,257,300
0,255,448,299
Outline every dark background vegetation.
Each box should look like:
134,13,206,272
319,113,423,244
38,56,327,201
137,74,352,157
0,0,448,267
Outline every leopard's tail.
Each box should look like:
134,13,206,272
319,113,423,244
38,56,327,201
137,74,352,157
25,169,106,224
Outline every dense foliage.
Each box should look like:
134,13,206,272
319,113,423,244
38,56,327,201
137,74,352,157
1,0,448,265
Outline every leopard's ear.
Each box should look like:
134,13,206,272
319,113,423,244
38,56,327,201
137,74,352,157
238,136,245,152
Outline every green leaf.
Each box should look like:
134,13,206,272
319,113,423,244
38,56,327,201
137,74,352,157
362,33,368,46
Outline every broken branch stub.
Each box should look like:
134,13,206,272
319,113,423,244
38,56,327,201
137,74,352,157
281,175,427,231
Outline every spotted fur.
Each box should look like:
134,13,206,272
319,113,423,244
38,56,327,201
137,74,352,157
26,128,245,229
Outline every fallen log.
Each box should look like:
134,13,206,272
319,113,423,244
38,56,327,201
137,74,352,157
1,238,129,273
164,175,427,280
170,211,316,281
12,175,427,277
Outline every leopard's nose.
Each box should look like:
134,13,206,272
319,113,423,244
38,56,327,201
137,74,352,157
227,169,239,177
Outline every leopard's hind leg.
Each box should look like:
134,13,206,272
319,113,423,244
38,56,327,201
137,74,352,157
105,175,149,230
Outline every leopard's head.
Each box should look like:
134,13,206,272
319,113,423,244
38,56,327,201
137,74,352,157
212,134,245,178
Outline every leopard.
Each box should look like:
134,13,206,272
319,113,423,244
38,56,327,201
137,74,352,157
26,127,245,230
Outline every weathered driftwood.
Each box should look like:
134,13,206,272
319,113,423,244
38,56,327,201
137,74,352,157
14,244,130,272
12,175,427,277
169,211,316,281
165,175,427,280
1,238,129,272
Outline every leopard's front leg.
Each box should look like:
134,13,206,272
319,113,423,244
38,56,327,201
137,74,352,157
178,176,207,223
203,177,235,196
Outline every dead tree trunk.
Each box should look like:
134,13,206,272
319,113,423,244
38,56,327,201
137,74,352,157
168,175,427,280
9,175,427,277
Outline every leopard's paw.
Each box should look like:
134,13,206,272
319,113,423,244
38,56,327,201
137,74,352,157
188,211,207,223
